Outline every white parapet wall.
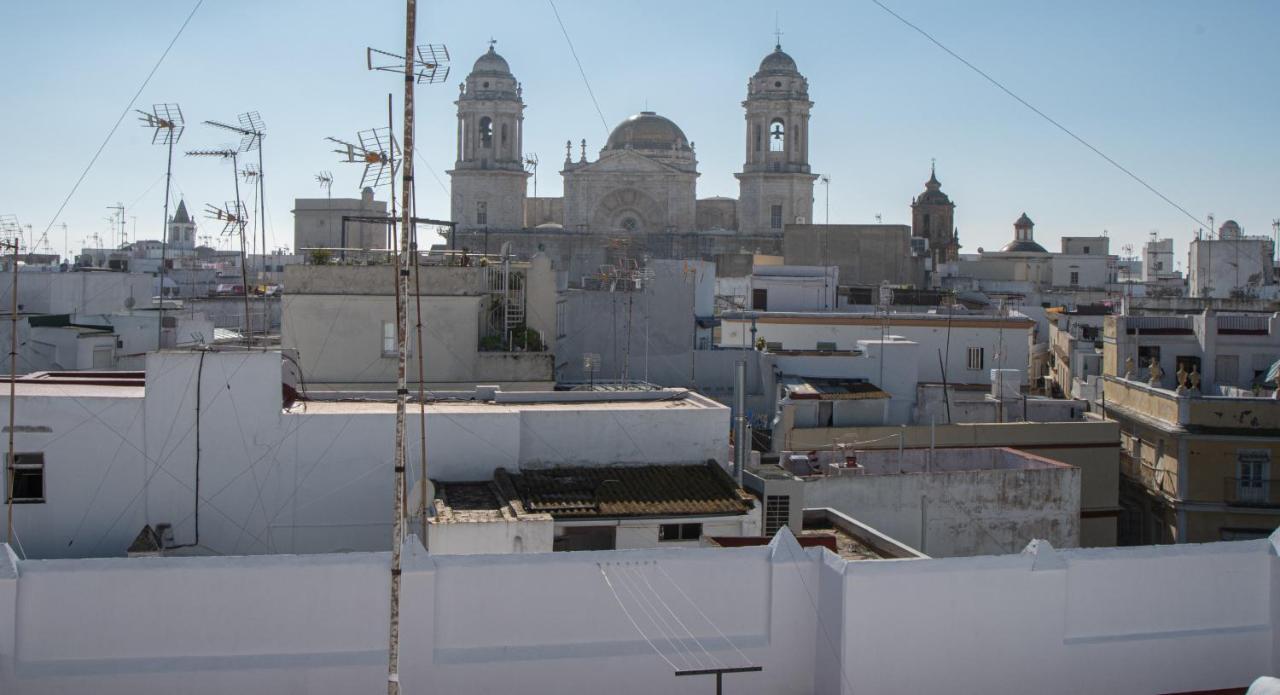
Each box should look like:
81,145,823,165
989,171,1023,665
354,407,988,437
0,531,1276,694
0,350,730,559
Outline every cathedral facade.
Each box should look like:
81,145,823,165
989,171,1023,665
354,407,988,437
448,42,816,237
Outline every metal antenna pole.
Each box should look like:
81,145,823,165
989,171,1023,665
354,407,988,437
387,0,417,691
159,136,173,346
139,104,189,346
4,237,17,546
231,153,252,349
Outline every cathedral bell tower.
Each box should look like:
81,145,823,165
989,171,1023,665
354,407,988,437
911,164,958,268
448,43,529,231
735,42,817,235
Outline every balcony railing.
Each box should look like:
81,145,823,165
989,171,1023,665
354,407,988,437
1223,477,1280,508
1216,315,1272,335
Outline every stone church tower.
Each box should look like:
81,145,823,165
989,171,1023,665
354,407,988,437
168,199,196,249
910,165,959,266
735,43,817,235
448,45,529,232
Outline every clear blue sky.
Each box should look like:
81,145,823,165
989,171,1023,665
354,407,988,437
2,0,1276,266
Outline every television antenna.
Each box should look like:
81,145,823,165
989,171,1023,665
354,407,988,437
366,44,451,84
0,216,20,250
135,103,185,318
316,171,333,197
206,112,267,283
524,153,539,198
187,145,253,347
204,201,248,236
327,128,400,189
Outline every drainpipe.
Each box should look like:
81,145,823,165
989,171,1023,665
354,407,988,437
734,359,747,484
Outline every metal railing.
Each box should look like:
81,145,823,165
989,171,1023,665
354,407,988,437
1223,477,1280,507
1125,316,1193,331
1217,315,1272,333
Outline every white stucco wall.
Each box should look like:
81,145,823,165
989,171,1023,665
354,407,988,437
803,459,1081,557
0,351,729,559
0,530,1275,694
721,315,1033,385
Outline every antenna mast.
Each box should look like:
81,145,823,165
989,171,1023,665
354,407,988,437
187,143,253,347
206,112,266,287
363,5,450,693
137,103,185,349
1,217,20,546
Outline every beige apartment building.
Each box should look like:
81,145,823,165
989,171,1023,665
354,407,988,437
1099,311,1280,543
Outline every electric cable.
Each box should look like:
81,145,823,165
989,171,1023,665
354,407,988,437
867,0,1210,232
40,0,205,240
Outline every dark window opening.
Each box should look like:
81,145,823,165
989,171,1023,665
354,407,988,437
659,523,702,541
770,205,783,229
476,201,488,226
554,525,616,551
479,117,493,148
1137,345,1161,372
752,288,768,311
8,452,44,503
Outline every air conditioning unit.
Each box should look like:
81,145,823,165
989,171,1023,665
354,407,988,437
794,216,807,224
910,237,930,256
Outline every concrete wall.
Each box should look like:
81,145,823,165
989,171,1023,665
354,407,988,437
1189,237,1276,298
292,193,389,253
783,224,924,287
0,351,729,559
1,530,1276,694
802,448,1081,557
777,420,1120,548
0,271,155,316
556,260,714,384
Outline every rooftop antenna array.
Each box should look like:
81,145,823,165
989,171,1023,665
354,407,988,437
316,171,334,198
205,112,267,285
0,216,21,253
524,153,539,198
187,144,253,346
137,103,185,346
366,44,451,84
327,128,401,190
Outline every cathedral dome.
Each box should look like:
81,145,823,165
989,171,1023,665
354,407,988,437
1001,239,1048,253
1001,212,1047,253
757,45,799,75
604,112,691,152
470,45,511,76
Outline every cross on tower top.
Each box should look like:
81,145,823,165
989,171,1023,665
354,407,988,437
774,12,783,49
488,37,497,50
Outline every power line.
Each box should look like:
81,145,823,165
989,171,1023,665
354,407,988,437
867,0,1210,232
40,0,205,240
547,0,610,136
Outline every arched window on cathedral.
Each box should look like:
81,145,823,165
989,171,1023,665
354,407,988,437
479,117,493,148
769,118,785,152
